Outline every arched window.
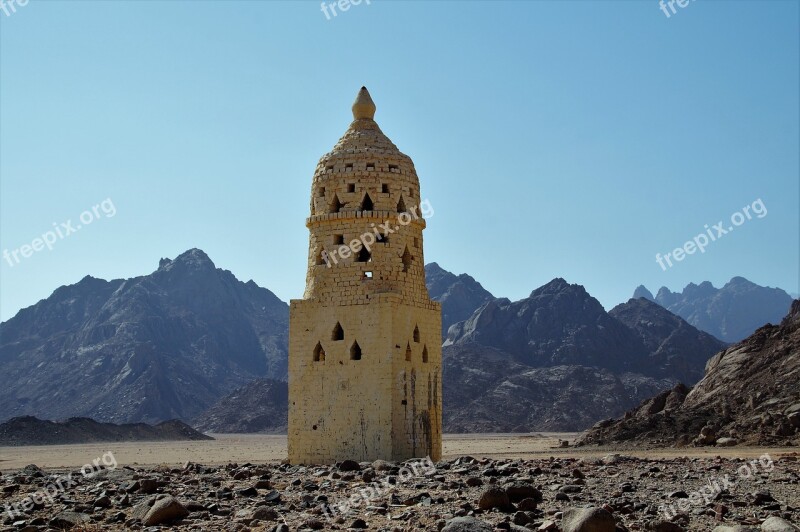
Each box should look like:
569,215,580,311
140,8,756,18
313,342,325,362
405,343,412,362
329,194,342,214
332,322,344,341
361,193,374,211
350,341,362,360
401,246,413,273
357,247,371,263
413,325,420,343
422,345,428,363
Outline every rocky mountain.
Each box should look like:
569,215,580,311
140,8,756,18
442,343,675,432
194,278,727,434
608,298,726,384
0,416,212,446
0,249,289,424
424,263,495,337
633,277,793,342
578,299,800,447
441,279,727,432
192,379,287,434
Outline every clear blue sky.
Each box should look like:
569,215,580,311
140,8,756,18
1,0,798,322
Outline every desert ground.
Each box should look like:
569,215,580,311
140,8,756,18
1,435,798,531
1,433,795,471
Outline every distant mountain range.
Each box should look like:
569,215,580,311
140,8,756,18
199,278,724,433
0,249,790,436
579,299,800,447
440,280,725,432
634,277,793,342
0,249,288,424
0,416,212,446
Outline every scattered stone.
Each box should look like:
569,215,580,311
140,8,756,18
48,512,90,529
441,516,494,531
477,487,512,511
761,517,800,532
561,506,616,532
338,460,361,472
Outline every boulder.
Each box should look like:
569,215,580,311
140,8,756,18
441,516,494,531
562,506,616,532
761,517,800,532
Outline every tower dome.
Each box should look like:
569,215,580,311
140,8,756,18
304,87,429,305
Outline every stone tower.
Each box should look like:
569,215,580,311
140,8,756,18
288,87,442,464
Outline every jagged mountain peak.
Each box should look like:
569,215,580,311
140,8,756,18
157,248,216,273
633,285,655,301
642,277,793,342
424,263,495,337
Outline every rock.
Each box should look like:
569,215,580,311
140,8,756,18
303,518,325,530
441,516,494,532
645,521,685,531
477,487,511,511
517,497,538,511
48,512,90,529
505,482,542,502
466,477,483,487
512,511,531,525
350,518,368,528
131,495,189,526
716,437,738,447
561,506,616,532
93,495,112,508
761,517,800,532
338,460,361,472
252,507,279,521
138,478,159,494
713,526,758,532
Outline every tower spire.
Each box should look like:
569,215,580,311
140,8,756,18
352,86,376,120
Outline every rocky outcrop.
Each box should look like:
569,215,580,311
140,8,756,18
440,280,724,432
636,277,793,342
578,300,800,447
442,344,674,432
609,298,726,384
192,379,287,434
0,416,212,446
425,263,495,337
0,249,289,424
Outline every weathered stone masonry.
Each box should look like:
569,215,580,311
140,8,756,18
288,87,442,464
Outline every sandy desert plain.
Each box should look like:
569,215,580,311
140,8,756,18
0,433,795,471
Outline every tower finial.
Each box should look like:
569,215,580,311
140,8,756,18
352,86,376,120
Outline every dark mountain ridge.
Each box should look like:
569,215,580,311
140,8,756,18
0,416,212,446
0,249,289,424
579,299,800,447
